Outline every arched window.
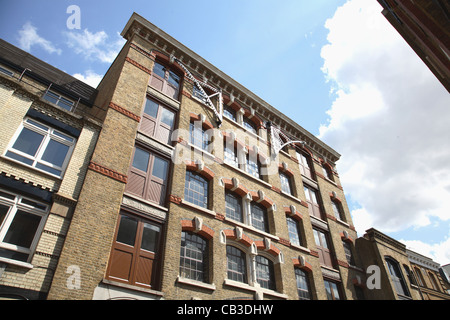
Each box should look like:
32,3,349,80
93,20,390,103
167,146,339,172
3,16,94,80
295,268,311,300
296,150,314,180
243,117,257,135
385,257,410,297
286,216,302,247
150,60,182,100
250,202,269,233
225,191,243,223
184,171,209,208
279,172,293,195
179,231,208,282
255,255,275,290
226,245,247,283
428,272,440,291
331,200,345,221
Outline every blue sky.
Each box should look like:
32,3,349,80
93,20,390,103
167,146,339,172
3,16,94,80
1,0,449,264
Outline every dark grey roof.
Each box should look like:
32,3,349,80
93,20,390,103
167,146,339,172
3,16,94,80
0,38,97,107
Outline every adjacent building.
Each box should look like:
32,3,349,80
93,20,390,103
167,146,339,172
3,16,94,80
0,13,448,300
377,0,450,92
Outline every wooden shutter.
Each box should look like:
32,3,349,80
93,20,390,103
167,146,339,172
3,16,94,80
106,214,161,289
314,229,333,267
126,147,169,206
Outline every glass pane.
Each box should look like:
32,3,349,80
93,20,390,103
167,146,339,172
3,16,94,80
53,131,74,142
11,127,44,157
151,156,168,180
144,99,159,118
26,119,49,131
132,148,150,172
58,97,73,111
168,71,180,87
0,248,28,262
320,232,329,249
140,223,160,252
3,210,41,248
41,139,70,167
152,62,166,78
303,187,311,201
0,204,10,227
5,151,34,165
116,215,138,246
313,229,321,247
43,91,59,105
160,108,175,127
35,163,62,176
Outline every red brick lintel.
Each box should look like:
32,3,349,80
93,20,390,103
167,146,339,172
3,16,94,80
88,161,128,183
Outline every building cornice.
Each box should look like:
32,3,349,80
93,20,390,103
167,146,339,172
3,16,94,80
406,249,440,271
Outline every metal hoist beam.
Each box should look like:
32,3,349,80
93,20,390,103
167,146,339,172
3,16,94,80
171,55,223,127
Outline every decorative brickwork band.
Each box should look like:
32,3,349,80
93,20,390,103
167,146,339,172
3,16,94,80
108,102,141,122
125,56,152,75
88,161,128,183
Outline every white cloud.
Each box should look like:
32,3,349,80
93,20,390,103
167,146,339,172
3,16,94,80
65,29,125,63
72,70,103,88
319,0,450,246
401,236,450,266
17,22,62,55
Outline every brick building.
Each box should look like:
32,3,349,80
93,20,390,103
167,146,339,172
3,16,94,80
377,0,450,92
0,13,449,300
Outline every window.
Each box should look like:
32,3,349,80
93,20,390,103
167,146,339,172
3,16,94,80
126,146,169,206
224,142,238,168
226,245,247,283
342,241,355,266
304,185,322,219
243,118,257,135
184,171,209,208
190,122,210,151
150,61,181,99
180,231,208,282
250,202,268,233
313,228,333,268
246,153,261,180
140,97,175,144
0,66,13,77
414,267,425,286
286,216,301,247
225,191,243,223
324,279,341,300
296,151,313,180
5,118,76,178
106,213,162,289
331,201,345,221
280,172,292,195
43,90,74,111
0,189,48,263
223,105,236,121
322,165,334,181
385,257,410,297
255,255,275,290
295,268,311,300
428,272,440,291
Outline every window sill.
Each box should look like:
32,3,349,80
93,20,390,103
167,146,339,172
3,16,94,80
147,85,181,110
290,243,311,254
101,278,164,297
0,257,33,270
177,276,216,291
223,216,280,241
280,190,305,206
180,199,216,217
1,155,64,180
222,161,272,189
223,279,288,300
186,142,216,161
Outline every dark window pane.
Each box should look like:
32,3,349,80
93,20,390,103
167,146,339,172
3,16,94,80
153,62,166,78
41,139,70,167
132,148,150,172
141,223,160,252
5,151,34,165
35,163,62,176
0,248,29,262
152,156,168,180
144,99,159,118
11,128,44,157
116,215,138,246
43,91,59,104
0,204,10,227
3,210,41,248
168,71,180,87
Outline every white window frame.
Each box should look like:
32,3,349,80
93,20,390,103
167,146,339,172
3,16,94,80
0,189,49,264
4,117,76,178
43,90,74,111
